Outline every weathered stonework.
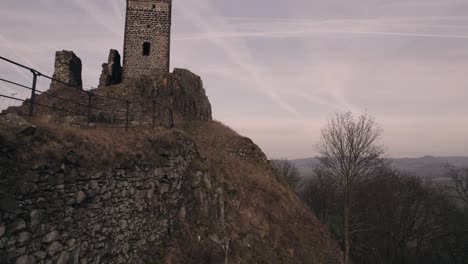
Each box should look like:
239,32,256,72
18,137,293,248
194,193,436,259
0,118,198,263
0,113,344,263
99,49,122,87
5,51,212,127
52,51,82,88
122,0,172,81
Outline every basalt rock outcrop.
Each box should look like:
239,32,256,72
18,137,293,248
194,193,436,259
171,68,212,121
127,68,213,122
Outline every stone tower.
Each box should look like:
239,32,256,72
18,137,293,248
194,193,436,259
122,0,172,80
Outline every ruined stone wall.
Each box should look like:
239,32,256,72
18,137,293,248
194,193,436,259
122,0,172,81
0,144,196,264
51,51,82,88
99,49,122,87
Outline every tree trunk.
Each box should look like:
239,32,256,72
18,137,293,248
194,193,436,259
344,200,350,264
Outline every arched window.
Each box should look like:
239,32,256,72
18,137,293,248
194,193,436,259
143,42,151,56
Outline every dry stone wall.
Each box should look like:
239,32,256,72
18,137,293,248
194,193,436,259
122,0,172,80
0,143,197,264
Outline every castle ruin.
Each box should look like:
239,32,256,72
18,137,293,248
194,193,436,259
122,0,172,81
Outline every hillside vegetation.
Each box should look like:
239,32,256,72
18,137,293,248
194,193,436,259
168,121,343,263
0,115,342,264
291,157,468,179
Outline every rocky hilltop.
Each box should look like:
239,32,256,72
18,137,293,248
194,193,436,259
0,50,342,264
6,50,212,126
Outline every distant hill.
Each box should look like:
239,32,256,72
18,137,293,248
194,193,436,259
290,156,468,179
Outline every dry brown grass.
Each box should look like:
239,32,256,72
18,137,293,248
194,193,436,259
0,115,180,166
0,115,342,263
178,121,343,263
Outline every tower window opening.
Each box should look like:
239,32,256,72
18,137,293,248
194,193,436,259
152,4,156,9
143,42,151,56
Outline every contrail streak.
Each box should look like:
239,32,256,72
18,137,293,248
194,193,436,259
318,30,468,39
286,90,351,111
111,0,125,21
174,29,468,41
178,1,302,118
72,0,121,36
226,16,468,25
0,35,40,70
0,38,36,82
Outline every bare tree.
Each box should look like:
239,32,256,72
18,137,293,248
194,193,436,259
447,167,468,207
271,159,301,189
316,112,385,264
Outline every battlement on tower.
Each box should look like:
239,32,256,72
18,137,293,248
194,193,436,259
122,0,172,81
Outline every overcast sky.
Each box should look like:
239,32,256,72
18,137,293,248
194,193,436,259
1,0,468,158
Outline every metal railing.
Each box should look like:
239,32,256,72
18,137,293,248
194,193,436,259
0,56,174,130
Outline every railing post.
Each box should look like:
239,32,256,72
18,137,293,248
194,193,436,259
152,101,156,129
125,100,130,132
86,92,92,128
29,70,38,116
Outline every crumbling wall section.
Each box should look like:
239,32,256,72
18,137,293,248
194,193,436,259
99,49,122,87
52,51,83,88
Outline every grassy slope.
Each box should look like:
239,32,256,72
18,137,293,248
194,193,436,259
0,117,342,263
169,121,342,264
0,116,185,167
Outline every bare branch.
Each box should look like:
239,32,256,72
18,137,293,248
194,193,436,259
315,112,386,264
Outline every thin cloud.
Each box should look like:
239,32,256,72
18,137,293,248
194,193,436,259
71,0,122,36
175,15,468,41
111,0,125,21
0,34,41,69
0,0,466,158
285,90,352,111
177,1,302,118
174,29,468,41
226,16,468,26
0,35,38,82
